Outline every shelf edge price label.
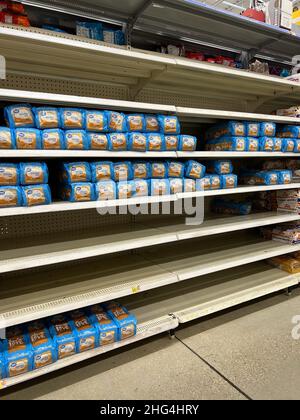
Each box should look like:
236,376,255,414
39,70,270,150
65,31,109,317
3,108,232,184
131,285,141,294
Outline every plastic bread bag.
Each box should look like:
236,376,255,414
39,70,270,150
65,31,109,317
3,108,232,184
212,137,246,151
106,304,137,341
196,176,211,191
271,225,300,244
20,162,49,185
42,129,65,149
212,198,252,215
60,108,85,129
178,135,197,151
205,121,246,141
208,160,233,175
276,170,292,184
268,255,300,274
221,174,238,189
90,161,113,182
168,161,185,178
210,174,222,190
281,138,295,153
22,184,52,206
150,179,170,196
26,320,57,370
117,180,136,199
60,183,95,202
15,128,42,149
128,133,147,152
150,162,168,179
0,186,22,207
64,130,89,150
274,138,282,152
132,162,151,179
113,162,133,182
133,179,150,197
165,135,179,151
88,304,119,346
144,115,160,133
0,347,5,380
246,137,259,152
126,114,146,132
85,110,107,132
105,111,127,132
68,309,99,353
183,178,196,193
61,162,92,183
169,178,184,194
185,160,206,179
48,314,77,360
95,180,117,201
259,122,276,137
277,125,300,138
0,127,15,149
33,107,61,129
246,122,260,137
259,137,274,152
294,139,300,153
108,133,128,151
3,326,33,378
87,133,109,150
240,170,279,185
158,115,181,135
0,163,19,185
4,104,35,128
147,133,166,152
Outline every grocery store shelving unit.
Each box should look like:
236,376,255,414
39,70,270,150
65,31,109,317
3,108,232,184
1,9,300,389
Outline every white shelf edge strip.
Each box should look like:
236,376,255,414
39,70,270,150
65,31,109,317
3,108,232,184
0,315,178,390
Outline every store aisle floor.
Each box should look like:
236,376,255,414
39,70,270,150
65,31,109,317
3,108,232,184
2,288,300,401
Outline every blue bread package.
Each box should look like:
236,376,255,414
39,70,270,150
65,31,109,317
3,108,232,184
281,138,295,153
42,129,65,149
106,111,127,132
144,115,160,133
221,174,238,189
206,136,246,151
205,121,246,141
133,179,150,197
212,198,252,215
22,184,52,206
87,133,109,150
64,130,89,150
26,320,57,370
60,108,85,129
208,160,233,175
0,127,15,149
61,162,91,183
274,138,283,152
117,181,136,199
147,133,166,152
185,160,206,179
85,110,107,132
3,325,33,378
0,163,19,185
0,186,22,207
4,104,35,128
126,114,146,132
105,303,137,341
165,135,179,151
259,122,276,137
76,21,103,40
128,133,147,152
132,162,151,179
277,125,300,139
158,115,180,135
246,122,260,137
240,170,279,185
60,183,95,202
246,137,259,152
0,346,5,379
48,314,77,359
95,180,117,201
15,128,42,149
33,107,61,129
168,161,185,178
169,178,184,194
69,309,99,353
276,170,292,184
183,178,196,193
259,137,274,152
108,133,128,151
88,304,118,346
196,176,212,191
90,161,113,182
150,178,170,196
113,162,133,182
20,162,49,185
151,162,168,179
294,139,300,153
178,135,197,152
209,174,222,190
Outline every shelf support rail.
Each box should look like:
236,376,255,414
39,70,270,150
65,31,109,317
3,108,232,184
126,0,154,46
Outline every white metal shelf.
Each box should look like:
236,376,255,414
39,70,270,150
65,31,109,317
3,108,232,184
0,150,178,159
178,152,300,158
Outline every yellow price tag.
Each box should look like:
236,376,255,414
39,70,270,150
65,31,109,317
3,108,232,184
0,380,5,390
131,285,141,294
